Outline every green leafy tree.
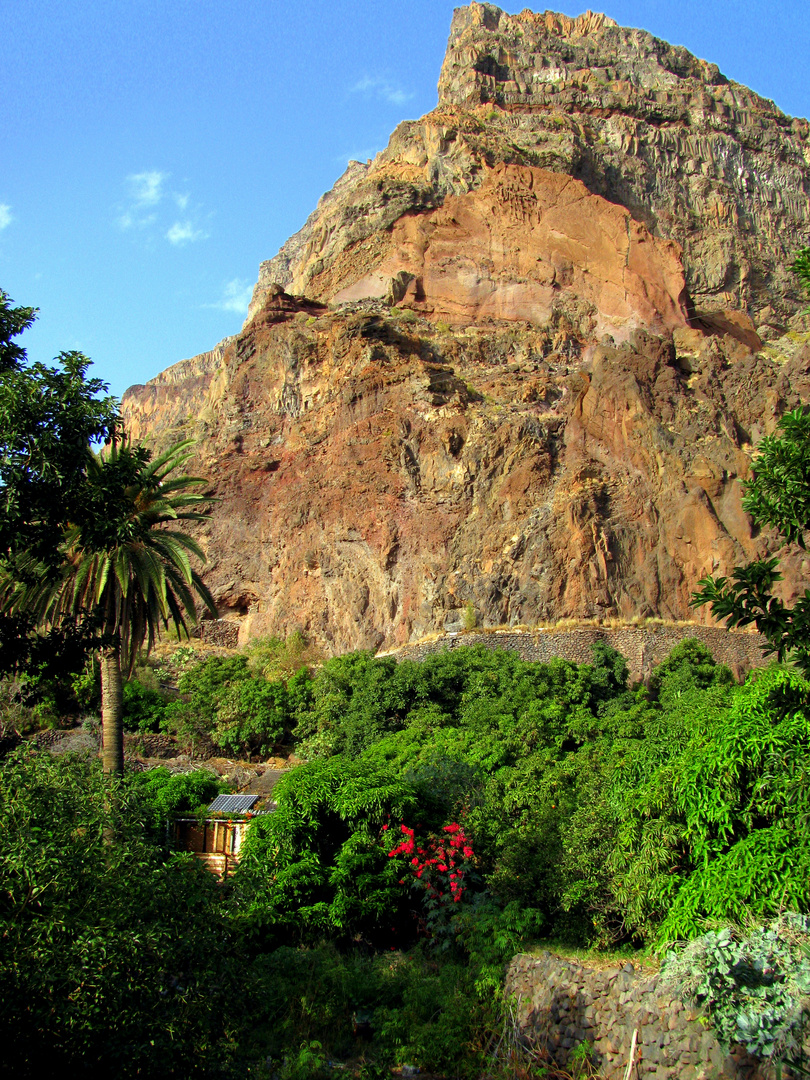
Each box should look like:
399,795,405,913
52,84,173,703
0,290,37,374
3,439,217,774
235,755,427,947
691,406,810,673
0,748,240,1077
132,765,227,833
0,290,121,680
692,254,810,672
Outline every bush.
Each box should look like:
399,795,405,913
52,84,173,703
662,915,810,1072
649,637,733,705
246,630,322,681
608,667,810,944
133,765,227,834
235,755,427,947
211,675,289,756
0,748,240,1077
122,676,173,732
160,653,310,757
657,667,810,941
244,943,505,1079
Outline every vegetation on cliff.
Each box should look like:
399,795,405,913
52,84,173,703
693,253,810,676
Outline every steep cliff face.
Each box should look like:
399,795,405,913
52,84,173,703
122,4,810,654
250,4,810,336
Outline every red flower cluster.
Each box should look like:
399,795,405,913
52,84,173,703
386,821,475,905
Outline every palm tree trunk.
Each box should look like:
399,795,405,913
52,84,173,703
100,646,124,776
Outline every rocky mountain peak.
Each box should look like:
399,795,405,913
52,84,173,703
249,4,809,336
438,3,721,109
123,5,810,655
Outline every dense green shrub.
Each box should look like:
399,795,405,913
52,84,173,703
609,666,810,943
235,755,428,947
159,653,312,757
211,675,289,755
132,765,227,834
0,749,240,1077
246,630,322,681
294,651,422,758
282,642,809,948
122,675,173,732
648,637,734,705
662,915,810,1073
243,943,507,1079
657,667,810,940
296,643,631,764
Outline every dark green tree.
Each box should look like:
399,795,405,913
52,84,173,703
691,408,810,674
4,439,217,773
692,253,810,674
0,748,240,1077
0,290,121,683
0,290,120,568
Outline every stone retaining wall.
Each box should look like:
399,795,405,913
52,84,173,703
384,624,768,683
507,952,775,1080
197,619,241,649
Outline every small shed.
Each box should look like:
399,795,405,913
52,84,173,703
174,793,264,877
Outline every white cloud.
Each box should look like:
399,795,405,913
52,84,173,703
117,172,209,245
0,204,12,230
166,220,207,246
221,279,254,313
128,170,168,206
117,172,166,232
203,278,254,315
117,209,156,231
350,76,414,106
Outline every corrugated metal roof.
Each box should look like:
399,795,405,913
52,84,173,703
207,793,259,813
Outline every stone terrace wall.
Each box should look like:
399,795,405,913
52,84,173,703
507,952,774,1080
384,624,768,683
196,619,241,649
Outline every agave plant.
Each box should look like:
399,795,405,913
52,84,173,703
3,438,217,773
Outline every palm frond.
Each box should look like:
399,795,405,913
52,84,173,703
156,528,208,562
3,435,218,669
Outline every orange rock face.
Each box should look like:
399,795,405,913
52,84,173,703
121,5,810,653
330,165,689,342
123,297,810,653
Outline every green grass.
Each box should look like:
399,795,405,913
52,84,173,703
526,938,661,971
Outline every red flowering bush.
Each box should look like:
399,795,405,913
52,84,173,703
384,821,476,911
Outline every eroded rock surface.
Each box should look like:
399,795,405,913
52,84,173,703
251,3,810,338
123,4,810,654
124,293,810,652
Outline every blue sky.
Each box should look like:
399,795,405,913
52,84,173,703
1,0,808,399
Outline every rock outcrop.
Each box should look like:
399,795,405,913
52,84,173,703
122,4,810,654
250,4,810,337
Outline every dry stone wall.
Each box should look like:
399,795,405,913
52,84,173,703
507,952,774,1080
384,624,768,683
197,620,241,649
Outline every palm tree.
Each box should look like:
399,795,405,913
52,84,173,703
6,438,217,774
